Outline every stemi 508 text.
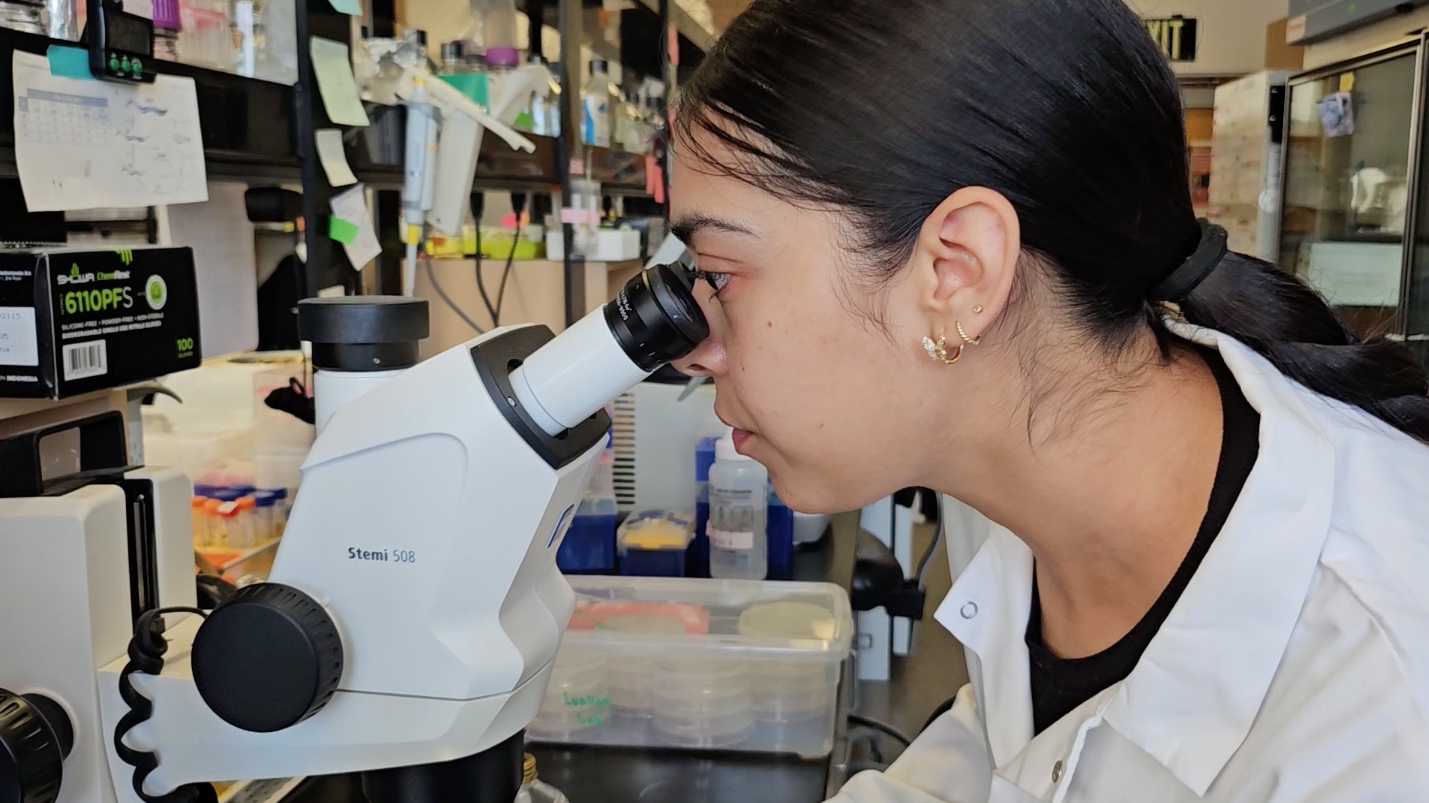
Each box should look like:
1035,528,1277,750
348,548,416,563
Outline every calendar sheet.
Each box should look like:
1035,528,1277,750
12,50,207,211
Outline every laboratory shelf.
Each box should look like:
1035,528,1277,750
352,126,653,197
0,27,301,182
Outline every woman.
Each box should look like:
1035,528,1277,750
668,0,1429,800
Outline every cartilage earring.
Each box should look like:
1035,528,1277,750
921,332,964,365
972,304,984,314
956,320,982,346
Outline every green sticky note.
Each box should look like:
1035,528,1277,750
47,45,93,79
310,37,370,127
328,217,359,244
328,0,362,14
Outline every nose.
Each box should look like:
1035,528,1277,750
672,282,727,378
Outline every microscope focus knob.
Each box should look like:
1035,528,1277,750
0,690,73,803
192,583,344,733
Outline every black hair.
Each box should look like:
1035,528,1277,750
675,0,1429,443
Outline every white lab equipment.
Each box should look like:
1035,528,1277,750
0,262,706,803
708,436,769,580
392,64,536,296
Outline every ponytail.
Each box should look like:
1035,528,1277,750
1172,252,1429,443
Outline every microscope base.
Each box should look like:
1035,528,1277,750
361,731,524,803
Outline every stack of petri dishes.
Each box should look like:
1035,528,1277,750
737,600,842,723
651,657,756,748
528,650,611,740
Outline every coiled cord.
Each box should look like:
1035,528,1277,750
114,606,219,803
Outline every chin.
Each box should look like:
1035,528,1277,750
769,474,859,515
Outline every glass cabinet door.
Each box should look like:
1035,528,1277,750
1408,39,1429,367
1279,49,1419,342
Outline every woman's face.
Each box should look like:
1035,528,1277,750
670,137,953,514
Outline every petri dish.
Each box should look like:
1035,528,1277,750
528,651,611,739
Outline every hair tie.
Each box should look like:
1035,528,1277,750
1150,220,1229,302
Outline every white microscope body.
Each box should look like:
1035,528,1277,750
84,263,706,802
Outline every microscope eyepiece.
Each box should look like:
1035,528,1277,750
604,262,709,371
507,262,710,437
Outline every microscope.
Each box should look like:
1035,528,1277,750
0,261,707,803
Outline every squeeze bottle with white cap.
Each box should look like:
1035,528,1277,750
708,435,769,580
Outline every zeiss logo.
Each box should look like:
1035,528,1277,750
55,263,131,286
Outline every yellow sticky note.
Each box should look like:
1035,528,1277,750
310,37,370,127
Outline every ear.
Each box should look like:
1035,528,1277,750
910,187,1021,341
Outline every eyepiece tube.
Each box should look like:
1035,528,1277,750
510,263,709,436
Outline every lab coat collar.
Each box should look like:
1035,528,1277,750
936,325,1337,796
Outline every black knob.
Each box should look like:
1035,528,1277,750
192,584,344,733
0,690,73,803
298,296,430,372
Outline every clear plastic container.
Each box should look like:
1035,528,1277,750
530,576,853,757
528,650,611,740
251,490,280,543
652,657,755,748
556,495,616,574
204,499,227,547
231,496,257,548
191,495,210,547
709,437,768,580
738,601,843,722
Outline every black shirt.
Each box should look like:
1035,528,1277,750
1025,349,1261,735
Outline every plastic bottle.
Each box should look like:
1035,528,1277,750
151,0,181,62
524,54,559,136
514,754,568,803
484,45,519,119
582,58,613,148
708,436,769,580
251,490,280,543
437,40,487,108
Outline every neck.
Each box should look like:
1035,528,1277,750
928,340,1224,658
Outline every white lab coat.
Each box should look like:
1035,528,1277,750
830,324,1429,803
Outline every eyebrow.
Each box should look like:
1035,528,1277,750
670,214,757,245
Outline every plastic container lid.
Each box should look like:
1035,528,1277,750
236,496,256,510
217,501,240,519
487,46,519,67
204,499,223,514
231,484,256,495
194,484,220,497
251,491,280,508
191,496,208,508
211,488,243,502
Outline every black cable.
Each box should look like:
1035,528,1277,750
115,606,219,803
423,253,486,334
915,515,944,586
474,225,498,325
847,714,913,748
493,193,530,326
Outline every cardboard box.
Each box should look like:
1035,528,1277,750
0,248,201,398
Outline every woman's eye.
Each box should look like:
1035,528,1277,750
696,269,732,295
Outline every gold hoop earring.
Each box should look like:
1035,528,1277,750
921,332,965,365
956,320,982,346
